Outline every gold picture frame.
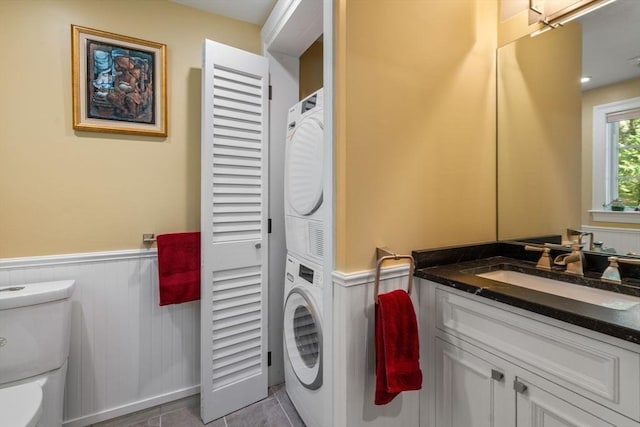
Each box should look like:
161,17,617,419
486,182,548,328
72,25,167,137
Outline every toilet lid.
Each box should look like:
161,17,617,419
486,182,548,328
0,382,43,427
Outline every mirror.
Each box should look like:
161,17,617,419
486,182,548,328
497,0,640,255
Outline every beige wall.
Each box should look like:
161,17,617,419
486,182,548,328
498,7,544,46
299,40,323,100
0,0,261,257
582,77,640,228
335,0,498,272
497,22,582,240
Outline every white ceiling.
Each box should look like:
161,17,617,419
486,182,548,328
171,0,277,25
578,0,640,90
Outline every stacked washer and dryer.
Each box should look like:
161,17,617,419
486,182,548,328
283,88,326,427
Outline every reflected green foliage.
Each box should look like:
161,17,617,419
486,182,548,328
618,118,640,206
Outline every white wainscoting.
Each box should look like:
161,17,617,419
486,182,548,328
581,225,640,255
0,249,200,427
332,264,420,427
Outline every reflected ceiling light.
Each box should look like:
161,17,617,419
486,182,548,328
531,0,617,37
581,76,592,83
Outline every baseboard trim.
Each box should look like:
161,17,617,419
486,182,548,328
332,263,410,288
63,385,199,427
0,248,158,269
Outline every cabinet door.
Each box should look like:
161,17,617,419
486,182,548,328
436,338,510,427
515,378,615,427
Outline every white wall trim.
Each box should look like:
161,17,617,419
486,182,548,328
332,264,411,288
0,248,158,269
589,210,640,224
332,266,419,426
63,386,199,427
261,0,322,56
581,224,640,254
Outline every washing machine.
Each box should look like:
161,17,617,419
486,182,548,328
283,253,325,427
284,88,325,266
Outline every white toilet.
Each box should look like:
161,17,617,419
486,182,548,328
0,280,75,427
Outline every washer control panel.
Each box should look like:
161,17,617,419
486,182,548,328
286,255,323,288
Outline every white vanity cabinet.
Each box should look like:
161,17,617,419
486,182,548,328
419,279,640,427
435,338,511,427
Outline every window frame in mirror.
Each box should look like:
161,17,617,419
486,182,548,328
591,96,640,223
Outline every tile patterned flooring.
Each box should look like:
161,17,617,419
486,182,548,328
93,384,305,427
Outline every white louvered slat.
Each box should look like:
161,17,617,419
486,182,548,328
213,146,261,159
213,177,261,188
214,110,262,124
213,117,263,133
214,98,262,115
212,137,262,151
213,311,262,331
210,196,260,205
213,87,261,106
213,79,262,97
213,67,262,87
214,129,262,142
212,341,261,362
201,39,268,423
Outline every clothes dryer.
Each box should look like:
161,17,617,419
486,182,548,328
284,89,325,266
283,253,325,427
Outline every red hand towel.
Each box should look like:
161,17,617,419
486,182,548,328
157,232,201,306
375,289,422,405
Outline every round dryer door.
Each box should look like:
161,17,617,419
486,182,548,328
286,117,324,216
284,288,322,390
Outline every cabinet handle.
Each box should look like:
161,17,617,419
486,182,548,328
491,369,504,382
513,379,528,394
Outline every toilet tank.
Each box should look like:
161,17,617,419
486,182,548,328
0,280,75,384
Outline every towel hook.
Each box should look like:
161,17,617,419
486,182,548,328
374,247,415,304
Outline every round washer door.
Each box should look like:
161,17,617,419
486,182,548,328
284,287,322,390
286,116,324,216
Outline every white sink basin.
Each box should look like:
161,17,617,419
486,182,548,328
477,270,640,310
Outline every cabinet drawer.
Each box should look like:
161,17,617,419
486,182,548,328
436,288,640,421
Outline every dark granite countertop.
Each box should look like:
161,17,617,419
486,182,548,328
413,242,640,345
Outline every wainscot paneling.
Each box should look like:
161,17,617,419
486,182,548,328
0,249,200,427
332,263,420,427
581,225,640,255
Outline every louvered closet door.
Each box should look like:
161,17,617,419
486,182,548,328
201,39,269,424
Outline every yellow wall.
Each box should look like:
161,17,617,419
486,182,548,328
497,23,582,240
498,7,544,46
0,0,261,257
300,40,324,100
335,0,498,272
582,77,640,228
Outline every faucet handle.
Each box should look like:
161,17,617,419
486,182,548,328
601,256,621,283
602,256,640,283
617,256,640,266
525,245,552,270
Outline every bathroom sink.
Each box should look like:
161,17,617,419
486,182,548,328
476,270,640,310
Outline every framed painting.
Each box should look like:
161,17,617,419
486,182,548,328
72,25,167,137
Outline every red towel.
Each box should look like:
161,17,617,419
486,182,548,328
375,289,422,405
157,232,201,306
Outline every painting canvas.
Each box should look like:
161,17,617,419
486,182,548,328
72,25,167,136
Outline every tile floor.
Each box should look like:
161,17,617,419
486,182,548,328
93,384,305,427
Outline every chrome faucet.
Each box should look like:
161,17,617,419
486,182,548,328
554,243,585,276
